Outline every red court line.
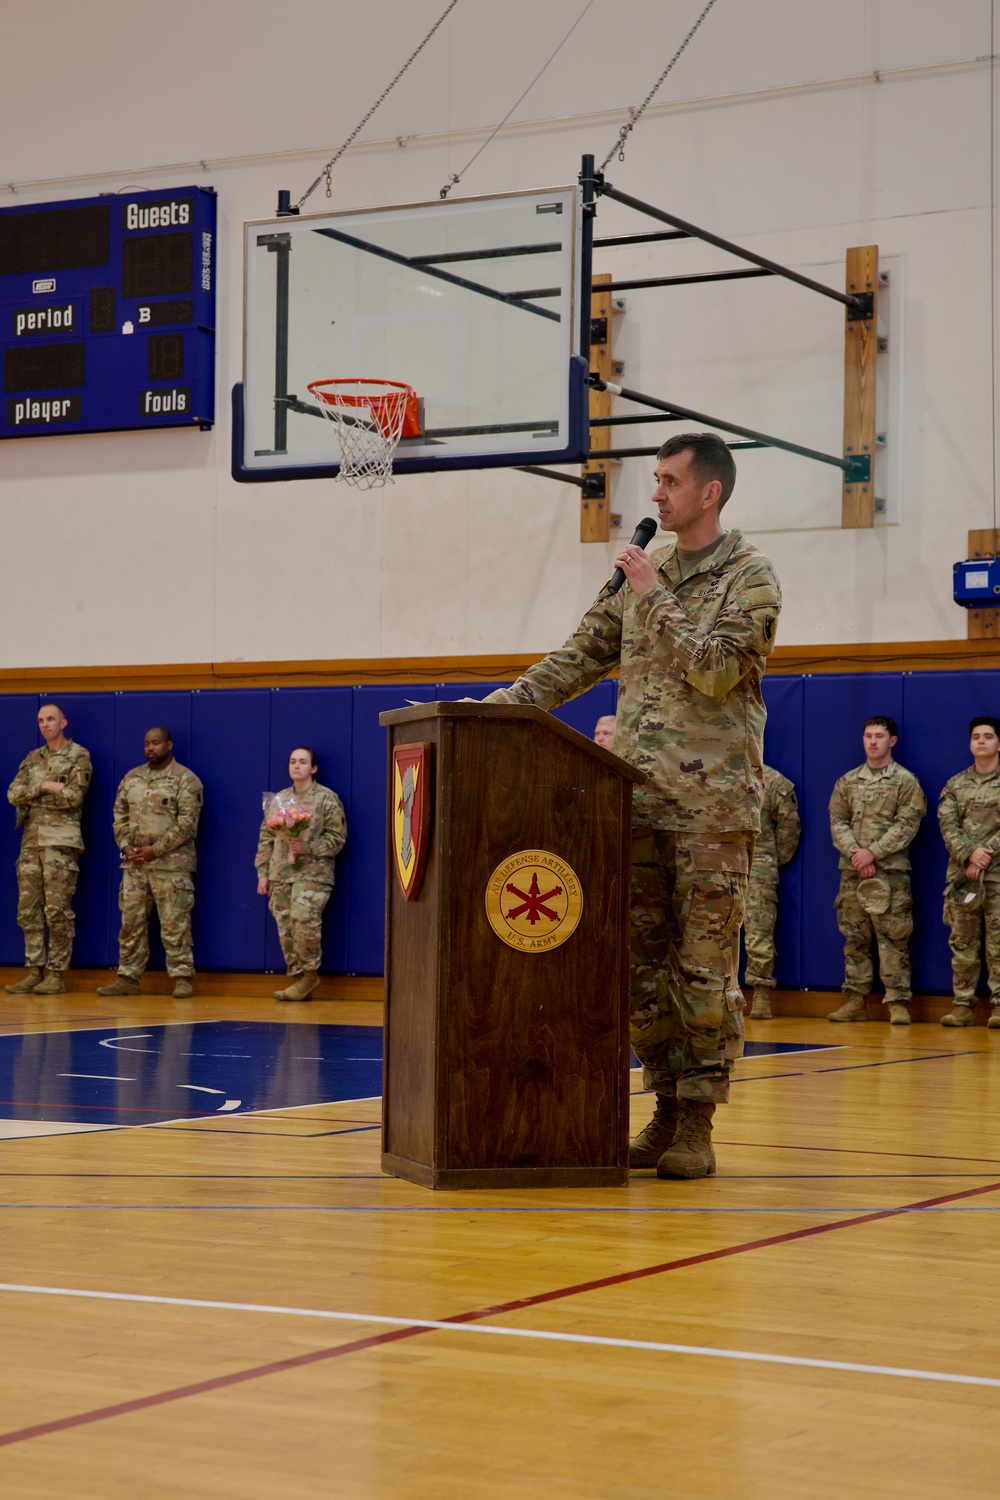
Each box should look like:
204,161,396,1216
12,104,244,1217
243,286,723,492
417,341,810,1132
2,1176,1000,1448
715,1140,1000,1166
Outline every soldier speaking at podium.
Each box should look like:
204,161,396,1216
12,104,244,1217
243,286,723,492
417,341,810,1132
485,434,781,1179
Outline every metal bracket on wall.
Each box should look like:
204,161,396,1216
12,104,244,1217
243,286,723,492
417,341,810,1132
842,246,879,528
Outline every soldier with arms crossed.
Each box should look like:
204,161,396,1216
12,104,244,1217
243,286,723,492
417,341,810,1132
483,433,781,1178
937,715,1000,1028
745,763,800,1019
256,747,347,1002
98,728,203,1000
5,703,92,996
827,716,925,1024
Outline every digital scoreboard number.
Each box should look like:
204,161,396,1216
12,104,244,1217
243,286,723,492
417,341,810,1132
0,186,215,439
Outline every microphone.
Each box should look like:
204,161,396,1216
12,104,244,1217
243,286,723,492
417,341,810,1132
605,516,658,595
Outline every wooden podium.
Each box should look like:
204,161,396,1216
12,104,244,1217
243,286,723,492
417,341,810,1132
378,702,643,1190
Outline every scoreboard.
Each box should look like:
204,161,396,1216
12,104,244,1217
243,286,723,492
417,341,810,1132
0,186,215,439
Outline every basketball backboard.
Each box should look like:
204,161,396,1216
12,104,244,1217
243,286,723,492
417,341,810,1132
234,185,588,481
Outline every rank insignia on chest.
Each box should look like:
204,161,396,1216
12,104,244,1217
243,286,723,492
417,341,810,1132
392,744,432,901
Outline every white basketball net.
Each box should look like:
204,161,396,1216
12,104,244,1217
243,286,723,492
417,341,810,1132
309,379,411,489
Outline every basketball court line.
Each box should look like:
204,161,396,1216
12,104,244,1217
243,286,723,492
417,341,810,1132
2,1203,1000,1214
1,1282,998,1398
0,1018,225,1039
715,1140,1000,1165
2,1176,999,1447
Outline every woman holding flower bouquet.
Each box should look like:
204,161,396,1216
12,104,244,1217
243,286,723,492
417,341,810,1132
255,747,347,1001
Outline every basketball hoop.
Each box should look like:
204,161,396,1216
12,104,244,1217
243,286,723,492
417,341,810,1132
307,378,421,488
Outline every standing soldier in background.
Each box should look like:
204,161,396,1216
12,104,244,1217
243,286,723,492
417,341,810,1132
745,764,801,1019
98,728,203,1000
256,747,348,1002
937,715,1000,1028
480,434,781,1179
828,716,925,1024
593,715,617,751
5,703,92,996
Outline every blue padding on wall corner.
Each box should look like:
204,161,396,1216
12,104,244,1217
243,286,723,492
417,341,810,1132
192,690,271,973
348,686,434,975
266,688,354,974
759,675,805,988
799,674,905,991
0,695,39,966
548,678,619,738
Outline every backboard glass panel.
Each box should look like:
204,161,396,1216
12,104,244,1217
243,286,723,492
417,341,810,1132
236,186,587,480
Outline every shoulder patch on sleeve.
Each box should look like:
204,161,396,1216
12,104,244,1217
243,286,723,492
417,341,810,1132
739,583,780,611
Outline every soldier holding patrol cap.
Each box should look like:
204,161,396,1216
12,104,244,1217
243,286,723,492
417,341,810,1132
827,716,925,1025
938,716,1000,1028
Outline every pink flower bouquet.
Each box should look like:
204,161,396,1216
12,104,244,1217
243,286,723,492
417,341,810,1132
262,792,312,868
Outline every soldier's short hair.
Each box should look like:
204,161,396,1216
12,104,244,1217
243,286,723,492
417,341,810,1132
657,432,737,507
39,701,66,720
291,745,319,771
864,715,898,737
146,726,172,742
968,716,1000,738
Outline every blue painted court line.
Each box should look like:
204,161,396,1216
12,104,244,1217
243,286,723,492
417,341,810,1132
0,1021,383,1126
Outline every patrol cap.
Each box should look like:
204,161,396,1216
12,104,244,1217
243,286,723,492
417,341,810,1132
856,876,891,915
950,876,985,912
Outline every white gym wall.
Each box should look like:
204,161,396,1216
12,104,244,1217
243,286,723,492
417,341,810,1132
0,0,994,665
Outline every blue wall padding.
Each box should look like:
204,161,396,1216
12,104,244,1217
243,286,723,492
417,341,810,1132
194,689,270,973
758,674,805,988
0,670,993,984
0,695,36,965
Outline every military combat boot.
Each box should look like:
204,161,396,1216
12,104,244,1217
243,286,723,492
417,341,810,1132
988,1006,1000,1030
887,1003,911,1025
96,976,141,996
748,988,772,1019
827,995,868,1022
33,971,65,995
172,979,193,1000
279,973,319,1002
941,1004,976,1027
656,1101,716,1179
4,968,43,995
628,1093,680,1168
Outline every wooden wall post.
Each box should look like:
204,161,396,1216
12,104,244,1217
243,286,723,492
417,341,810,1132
966,529,1000,640
842,244,879,529
581,273,615,542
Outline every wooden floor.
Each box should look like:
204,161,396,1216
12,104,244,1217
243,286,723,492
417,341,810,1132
1,989,999,1497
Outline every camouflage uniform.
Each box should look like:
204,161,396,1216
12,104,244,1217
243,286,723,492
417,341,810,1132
744,765,800,990
255,783,347,977
937,766,1000,1005
485,528,781,1104
829,761,925,1007
112,761,203,979
7,741,92,972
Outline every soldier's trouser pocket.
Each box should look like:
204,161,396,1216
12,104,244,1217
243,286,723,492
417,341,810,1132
874,881,913,942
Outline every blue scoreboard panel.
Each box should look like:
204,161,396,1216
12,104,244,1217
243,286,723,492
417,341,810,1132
0,185,215,439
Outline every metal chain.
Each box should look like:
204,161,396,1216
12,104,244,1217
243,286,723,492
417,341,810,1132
599,0,720,172
296,0,460,212
438,0,596,199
